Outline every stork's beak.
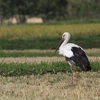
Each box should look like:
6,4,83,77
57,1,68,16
55,38,64,52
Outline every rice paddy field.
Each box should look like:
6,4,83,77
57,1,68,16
0,23,100,100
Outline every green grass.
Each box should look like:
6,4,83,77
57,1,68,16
0,61,99,76
0,36,60,50
0,51,57,57
0,50,100,57
45,18,100,24
0,34,100,50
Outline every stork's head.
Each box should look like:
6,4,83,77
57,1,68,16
62,32,70,40
55,32,70,52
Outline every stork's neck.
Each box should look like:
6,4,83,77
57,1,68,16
60,37,69,48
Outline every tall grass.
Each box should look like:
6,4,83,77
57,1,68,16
0,23,100,39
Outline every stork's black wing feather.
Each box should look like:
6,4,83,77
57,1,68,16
71,47,91,71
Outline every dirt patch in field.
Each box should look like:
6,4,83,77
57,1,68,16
85,48,100,53
1,48,100,52
0,56,100,64
0,57,64,64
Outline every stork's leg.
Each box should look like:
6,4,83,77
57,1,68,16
70,66,74,85
75,70,78,85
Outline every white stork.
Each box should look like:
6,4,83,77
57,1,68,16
55,32,91,85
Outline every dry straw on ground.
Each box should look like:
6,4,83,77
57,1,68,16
0,56,100,64
0,48,100,100
0,72,100,100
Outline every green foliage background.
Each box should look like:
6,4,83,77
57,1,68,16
0,0,100,23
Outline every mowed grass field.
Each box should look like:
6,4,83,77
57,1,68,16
0,23,100,100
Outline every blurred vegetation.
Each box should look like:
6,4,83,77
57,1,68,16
0,0,100,24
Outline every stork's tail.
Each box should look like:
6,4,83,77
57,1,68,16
86,65,91,71
78,57,91,71
80,63,91,71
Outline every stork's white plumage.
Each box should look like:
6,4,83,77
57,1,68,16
55,32,91,85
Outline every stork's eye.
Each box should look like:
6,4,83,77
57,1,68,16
63,35,65,38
